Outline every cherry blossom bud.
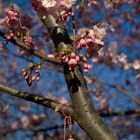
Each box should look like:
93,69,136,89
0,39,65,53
76,43,82,49
10,33,14,37
22,71,27,76
84,63,89,69
22,68,26,72
80,39,86,46
85,38,94,45
28,79,32,86
47,54,55,58
76,56,80,62
64,56,69,63
36,76,40,81
5,10,19,27
84,68,89,72
0,41,3,48
6,35,11,40
24,75,29,80
32,76,36,81
88,64,91,69
68,58,77,69
76,39,86,49
60,51,65,55
70,52,76,58
35,69,39,73
83,63,91,72
68,12,72,16
61,55,66,61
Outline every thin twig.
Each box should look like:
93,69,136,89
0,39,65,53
0,31,61,65
95,79,140,105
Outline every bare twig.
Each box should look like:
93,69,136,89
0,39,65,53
95,79,140,105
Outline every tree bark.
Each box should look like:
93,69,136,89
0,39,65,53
41,14,118,140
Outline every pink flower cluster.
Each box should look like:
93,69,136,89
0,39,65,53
0,10,19,28
22,63,40,86
56,11,74,23
0,41,2,47
23,36,33,46
5,10,19,27
32,0,76,20
6,32,15,40
60,52,91,72
0,31,15,46
60,52,79,70
47,54,55,58
76,26,106,57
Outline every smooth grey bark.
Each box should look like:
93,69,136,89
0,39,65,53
40,14,118,140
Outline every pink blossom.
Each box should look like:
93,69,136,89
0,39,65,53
60,51,65,55
85,38,94,45
0,41,3,47
76,43,82,49
132,60,140,70
76,56,80,61
70,52,76,58
10,33,14,37
64,56,69,63
94,39,105,46
36,76,40,81
5,10,19,27
58,0,76,9
76,26,106,57
6,35,11,40
84,69,89,72
35,69,39,73
68,58,77,70
32,0,76,19
76,39,86,49
32,76,36,81
23,36,33,46
88,1,98,7
83,63,91,72
47,54,55,58
84,63,89,69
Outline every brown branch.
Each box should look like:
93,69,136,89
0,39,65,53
0,83,139,118
0,0,3,14
0,84,140,137
0,83,73,116
0,31,61,65
0,124,65,136
101,109,140,117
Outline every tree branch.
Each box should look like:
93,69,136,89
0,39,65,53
0,31,61,65
102,109,140,117
0,83,139,118
0,83,73,116
95,79,140,105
